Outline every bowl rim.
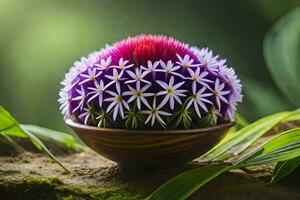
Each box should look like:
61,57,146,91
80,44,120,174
65,119,235,135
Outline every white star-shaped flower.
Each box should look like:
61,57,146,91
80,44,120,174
156,60,183,78
95,56,112,70
110,58,134,70
72,85,87,112
198,48,219,72
123,82,154,110
58,90,71,119
186,82,213,118
61,58,89,90
104,85,130,120
125,68,150,84
105,68,125,91
141,60,160,73
214,78,231,111
187,68,213,89
176,54,201,69
80,53,98,67
61,78,80,94
79,68,102,85
78,106,92,125
219,65,242,103
74,59,89,72
156,76,187,110
225,98,237,121
140,97,171,126
87,79,109,107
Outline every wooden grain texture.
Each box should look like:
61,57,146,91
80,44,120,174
66,119,234,169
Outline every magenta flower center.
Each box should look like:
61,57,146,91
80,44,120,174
102,35,198,67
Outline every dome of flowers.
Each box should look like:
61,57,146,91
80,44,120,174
59,34,242,129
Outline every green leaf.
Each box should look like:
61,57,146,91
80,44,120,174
202,109,300,161
247,142,300,165
0,105,69,173
264,6,300,107
21,124,85,150
271,157,300,184
0,133,24,152
243,78,291,116
148,127,300,200
198,106,218,127
0,109,15,130
239,128,300,167
147,166,229,200
0,106,28,138
234,112,249,127
23,129,70,173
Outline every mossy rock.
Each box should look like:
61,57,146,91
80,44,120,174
0,176,143,200
0,151,300,200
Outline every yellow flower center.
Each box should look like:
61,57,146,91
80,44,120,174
151,109,157,114
135,91,141,97
192,76,199,81
204,60,208,67
116,95,122,101
167,87,174,94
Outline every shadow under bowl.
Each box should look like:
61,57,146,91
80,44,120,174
66,119,234,169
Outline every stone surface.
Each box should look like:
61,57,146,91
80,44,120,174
0,150,299,200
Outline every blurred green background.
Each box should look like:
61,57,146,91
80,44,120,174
0,0,299,131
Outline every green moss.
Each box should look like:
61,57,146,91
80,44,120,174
92,188,142,200
0,176,143,200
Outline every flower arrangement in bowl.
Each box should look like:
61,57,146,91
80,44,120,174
59,34,242,168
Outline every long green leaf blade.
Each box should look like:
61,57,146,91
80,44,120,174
149,128,300,200
271,157,300,184
202,110,299,161
264,6,300,107
239,128,300,167
243,78,291,116
23,129,70,173
0,105,69,173
21,124,85,150
147,166,229,200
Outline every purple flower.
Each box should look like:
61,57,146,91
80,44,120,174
110,58,133,71
87,80,108,107
72,85,87,112
104,85,130,120
78,106,92,125
213,78,231,111
125,68,150,84
156,76,187,110
187,68,213,89
186,82,213,118
156,60,183,78
176,54,201,68
140,97,172,127
123,82,154,110
79,68,102,85
59,34,242,129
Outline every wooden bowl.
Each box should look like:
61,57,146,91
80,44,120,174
66,119,234,169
